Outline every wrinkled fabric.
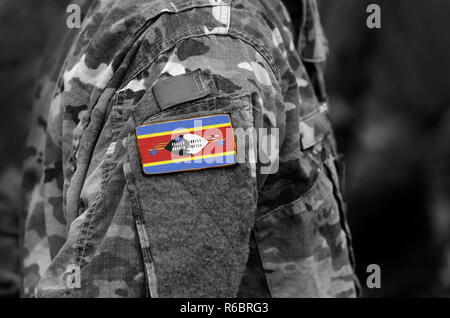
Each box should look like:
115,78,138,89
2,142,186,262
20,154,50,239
23,0,357,298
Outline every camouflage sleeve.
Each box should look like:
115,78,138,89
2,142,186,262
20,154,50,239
28,0,284,298
109,35,284,298
27,0,356,298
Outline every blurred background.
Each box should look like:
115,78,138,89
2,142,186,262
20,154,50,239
0,0,449,298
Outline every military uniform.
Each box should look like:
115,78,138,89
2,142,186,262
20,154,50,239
23,0,357,298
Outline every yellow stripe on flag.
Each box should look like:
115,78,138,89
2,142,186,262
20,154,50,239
137,123,232,140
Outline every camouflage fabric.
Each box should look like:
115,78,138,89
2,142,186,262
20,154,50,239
0,0,72,298
23,0,357,298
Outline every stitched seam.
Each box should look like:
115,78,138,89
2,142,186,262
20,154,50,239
119,26,201,90
120,22,234,91
139,0,232,18
64,21,139,186
67,1,234,183
78,146,116,261
112,94,126,141
123,160,159,298
192,73,204,93
119,7,280,90
67,143,116,296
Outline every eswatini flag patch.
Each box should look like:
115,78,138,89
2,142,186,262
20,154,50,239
136,114,237,175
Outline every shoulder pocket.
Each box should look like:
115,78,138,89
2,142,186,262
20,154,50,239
123,93,259,297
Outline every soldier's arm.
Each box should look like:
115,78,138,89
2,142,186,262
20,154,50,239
33,1,286,297
113,36,285,298
31,0,357,298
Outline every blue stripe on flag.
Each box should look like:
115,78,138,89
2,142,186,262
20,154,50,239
144,155,236,174
136,115,230,137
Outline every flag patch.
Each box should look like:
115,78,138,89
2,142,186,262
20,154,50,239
136,114,237,175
